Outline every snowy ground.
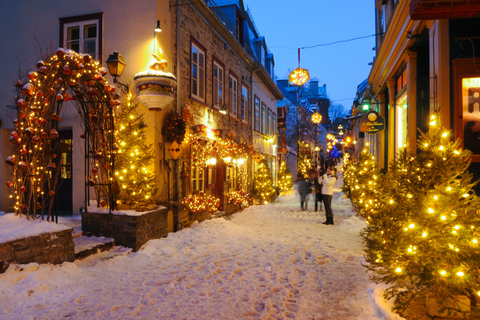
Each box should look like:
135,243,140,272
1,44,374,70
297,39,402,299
0,169,405,320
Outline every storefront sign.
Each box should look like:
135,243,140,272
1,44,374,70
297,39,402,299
360,111,385,134
193,124,207,135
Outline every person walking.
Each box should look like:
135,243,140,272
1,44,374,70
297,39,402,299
297,174,312,211
321,167,337,225
314,167,325,212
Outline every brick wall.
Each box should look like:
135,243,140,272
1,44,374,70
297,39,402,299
82,207,169,251
0,229,74,273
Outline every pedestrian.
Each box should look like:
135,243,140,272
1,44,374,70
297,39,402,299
297,174,312,211
321,167,337,225
315,167,325,212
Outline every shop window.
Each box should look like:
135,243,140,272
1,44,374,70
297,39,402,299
191,40,206,102
254,96,260,131
261,103,267,134
241,84,248,122
60,14,102,60
213,60,224,107
461,77,480,154
229,74,238,117
227,166,237,191
395,93,408,154
191,166,204,192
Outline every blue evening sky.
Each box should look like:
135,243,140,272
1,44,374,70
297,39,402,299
245,0,375,108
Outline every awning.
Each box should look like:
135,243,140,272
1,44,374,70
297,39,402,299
340,114,364,122
410,0,480,20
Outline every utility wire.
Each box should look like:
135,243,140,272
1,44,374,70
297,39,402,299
271,33,382,50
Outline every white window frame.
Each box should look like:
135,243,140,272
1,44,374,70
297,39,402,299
213,60,224,107
191,166,204,192
261,102,267,134
241,84,248,123
254,96,260,132
229,74,238,117
191,41,206,102
63,19,99,60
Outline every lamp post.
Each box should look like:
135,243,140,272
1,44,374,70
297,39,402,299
105,51,129,94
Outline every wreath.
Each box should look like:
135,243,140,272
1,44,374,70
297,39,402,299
162,112,186,143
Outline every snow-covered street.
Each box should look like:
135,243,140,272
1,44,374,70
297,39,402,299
0,175,403,319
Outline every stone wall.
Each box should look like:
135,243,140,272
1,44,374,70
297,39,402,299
81,207,169,251
0,229,74,274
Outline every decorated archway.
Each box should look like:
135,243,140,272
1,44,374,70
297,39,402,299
7,48,119,221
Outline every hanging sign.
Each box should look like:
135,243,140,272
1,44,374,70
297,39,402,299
193,124,207,135
360,111,385,134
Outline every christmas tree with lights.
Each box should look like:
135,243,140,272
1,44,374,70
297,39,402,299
278,160,293,193
298,151,314,177
253,159,277,204
114,94,157,210
363,115,480,316
347,146,380,217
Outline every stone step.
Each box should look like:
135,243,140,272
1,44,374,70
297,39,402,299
73,235,115,260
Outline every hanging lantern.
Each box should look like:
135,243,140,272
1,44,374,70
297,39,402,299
17,161,27,172
289,68,310,86
5,156,16,166
311,111,322,124
49,129,59,139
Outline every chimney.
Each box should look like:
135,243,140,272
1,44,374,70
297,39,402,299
310,80,319,95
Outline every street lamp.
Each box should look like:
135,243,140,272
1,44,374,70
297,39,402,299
105,51,129,93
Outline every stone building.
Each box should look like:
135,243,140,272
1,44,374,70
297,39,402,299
0,0,282,218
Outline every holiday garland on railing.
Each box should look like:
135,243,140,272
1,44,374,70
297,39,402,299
181,192,220,214
226,190,253,208
186,134,254,168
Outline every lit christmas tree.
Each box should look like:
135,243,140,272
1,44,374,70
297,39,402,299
278,160,293,193
363,115,480,316
298,149,314,177
346,146,380,217
253,159,277,204
114,94,157,210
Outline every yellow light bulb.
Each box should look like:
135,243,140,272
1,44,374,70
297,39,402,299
457,271,464,277
395,267,402,273
440,270,446,276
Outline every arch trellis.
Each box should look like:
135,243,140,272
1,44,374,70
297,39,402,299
7,48,119,221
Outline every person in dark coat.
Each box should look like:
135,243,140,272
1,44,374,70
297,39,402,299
314,167,325,212
297,174,312,211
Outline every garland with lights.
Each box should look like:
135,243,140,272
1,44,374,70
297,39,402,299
253,158,277,204
278,160,293,193
6,48,117,220
162,112,185,143
114,94,157,210
181,192,220,214
226,190,253,208
361,115,480,316
186,134,253,169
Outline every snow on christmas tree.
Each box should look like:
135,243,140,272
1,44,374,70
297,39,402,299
278,160,293,193
253,159,277,204
114,94,157,210
363,115,480,316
